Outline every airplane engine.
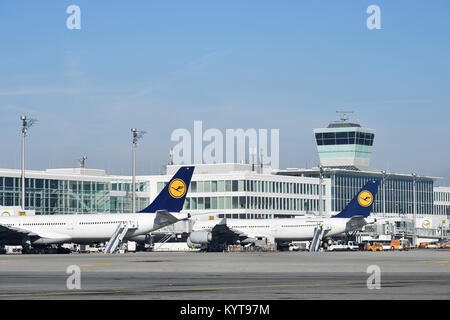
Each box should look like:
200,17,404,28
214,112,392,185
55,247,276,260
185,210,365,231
32,237,69,245
187,230,212,246
186,238,203,249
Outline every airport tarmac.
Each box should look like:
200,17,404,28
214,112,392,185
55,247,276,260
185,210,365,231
0,250,449,300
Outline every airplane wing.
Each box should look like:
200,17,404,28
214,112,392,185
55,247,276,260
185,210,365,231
345,216,368,231
0,224,71,243
210,220,250,243
154,210,180,226
365,217,394,224
153,210,192,228
0,224,38,240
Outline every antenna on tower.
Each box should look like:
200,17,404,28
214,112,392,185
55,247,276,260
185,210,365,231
336,110,354,122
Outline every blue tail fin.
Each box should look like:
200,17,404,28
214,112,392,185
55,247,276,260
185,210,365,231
139,166,195,213
332,179,380,218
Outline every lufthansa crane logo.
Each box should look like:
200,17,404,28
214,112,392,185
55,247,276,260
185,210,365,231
358,190,374,207
422,220,431,229
168,179,187,199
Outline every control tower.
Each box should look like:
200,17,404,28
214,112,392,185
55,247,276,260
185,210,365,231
314,111,376,170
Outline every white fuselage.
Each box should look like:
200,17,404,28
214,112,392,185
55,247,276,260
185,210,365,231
0,213,160,245
193,217,351,242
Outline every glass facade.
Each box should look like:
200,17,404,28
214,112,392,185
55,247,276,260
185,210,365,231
332,174,433,215
154,178,327,219
297,170,435,216
434,189,450,216
315,131,375,146
0,168,444,218
0,175,150,215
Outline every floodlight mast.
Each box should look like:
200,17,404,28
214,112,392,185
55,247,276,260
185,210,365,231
381,170,388,217
319,165,324,216
169,148,174,165
412,173,417,244
78,155,87,168
20,116,37,210
249,147,257,172
131,128,146,213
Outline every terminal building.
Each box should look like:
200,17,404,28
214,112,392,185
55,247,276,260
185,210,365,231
0,114,449,230
434,186,450,216
0,165,330,220
0,168,151,216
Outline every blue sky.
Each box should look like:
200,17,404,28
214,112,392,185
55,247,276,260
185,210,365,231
0,1,449,183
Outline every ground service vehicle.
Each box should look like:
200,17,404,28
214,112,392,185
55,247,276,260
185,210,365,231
366,242,383,252
327,240,359,251
437,242,450,249
390,240,401,250
419,242,429,249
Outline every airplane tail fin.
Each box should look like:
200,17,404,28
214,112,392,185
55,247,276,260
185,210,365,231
139,166,195,213
332,179,380,219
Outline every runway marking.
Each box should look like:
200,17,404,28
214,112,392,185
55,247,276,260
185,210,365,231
80,264,112,267
0,260,25,263
0,279,449,298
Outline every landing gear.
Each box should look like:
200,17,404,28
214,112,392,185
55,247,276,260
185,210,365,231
21,242,32,254
22,245,71,254
276,242,290,251
345,231,358,242
206,243,227,252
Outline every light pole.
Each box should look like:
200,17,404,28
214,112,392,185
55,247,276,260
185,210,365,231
169,148,174,165
20,116,37,210
381,170,387,217
249,147,256,172
260,148,264,171
412,173,417,220
78,155,87,168
319,165,324,216
131,128,146,213
412,173,417,244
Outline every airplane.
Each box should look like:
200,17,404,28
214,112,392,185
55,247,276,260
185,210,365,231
187,179,380,251
0,166,195,254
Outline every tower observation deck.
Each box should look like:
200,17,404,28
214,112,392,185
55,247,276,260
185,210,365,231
314,111,376,170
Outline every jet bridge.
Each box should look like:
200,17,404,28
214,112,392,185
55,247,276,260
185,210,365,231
105,221,138,254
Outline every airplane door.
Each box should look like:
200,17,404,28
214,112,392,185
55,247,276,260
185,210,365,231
270,221,278,239
67,221,74,231
129,220,138,228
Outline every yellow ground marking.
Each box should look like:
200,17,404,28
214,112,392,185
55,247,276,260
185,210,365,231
424,260,450,264
0,260,25,263
0,279,448,298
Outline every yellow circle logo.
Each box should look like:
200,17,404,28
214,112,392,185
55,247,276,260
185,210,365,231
168,179,187,199
1,211,11,216
358,190,373,207
422,220,431,228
